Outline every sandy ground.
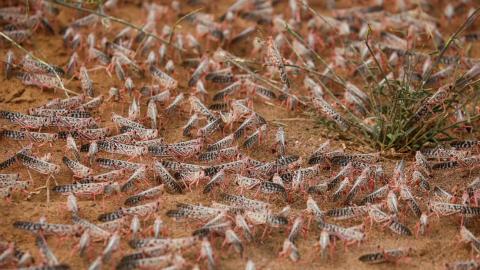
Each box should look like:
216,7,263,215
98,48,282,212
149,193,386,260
1,0,480,269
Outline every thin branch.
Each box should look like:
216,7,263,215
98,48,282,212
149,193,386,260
46,0,186,52
0,31,79,97
300,1,334,29
365,25,394,93
421,8,480,87
168,7,204,45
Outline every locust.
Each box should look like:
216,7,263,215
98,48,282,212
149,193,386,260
71,215,110,240
199,146,239,162
327,163,354,190
53,181,119,198
318,220,366,244
235,174,261,190
0,173,20,182
326,205,369,220
153,161,184,194
150,65,178,90
97,140,147,157
312,96,349,131
5,50,14,79
205,68,234,84
124,185,164,206
128,236,198,250
19,72,64,90
17,152,60,175
344,166,372,204
165,93,185,114
117,254,185,270
188,57,209,87
459,226,480,254
213,80,243,101
22,55,65,77
359,248,412,264
62,156,93,178
203,169,225,194
287,216,304,243
279,239,300,262
430,201,480,217
197,117,223,138
207,134,235,151
98,201,161,222
243,124,267,149
120,166,147,192
221,192,270,211
13,221,80,236
161,160,205,173
265,36,290,89
35,235,59,265
167,203,224,221
245,210,288,231
0,111,50,129
95,158,143,171
49,116,96,129
78,169,125,183
59,127,110,141
1,129,57,144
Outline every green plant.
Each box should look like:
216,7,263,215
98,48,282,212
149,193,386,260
287,6,480,153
